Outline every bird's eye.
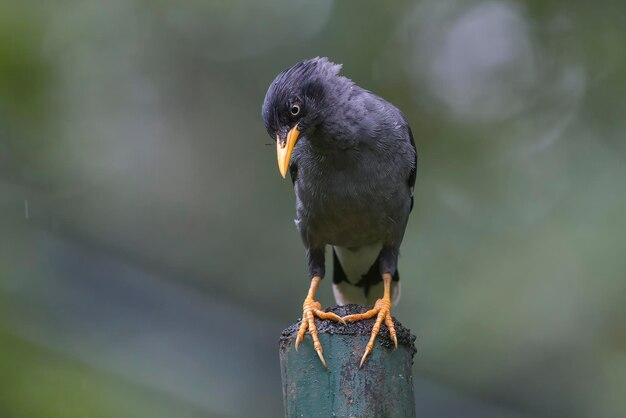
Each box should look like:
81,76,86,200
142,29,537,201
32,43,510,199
290,104,301,116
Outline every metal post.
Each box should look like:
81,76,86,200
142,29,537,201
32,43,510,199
279,304,417,417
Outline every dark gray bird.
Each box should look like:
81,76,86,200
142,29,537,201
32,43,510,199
262,57,417,367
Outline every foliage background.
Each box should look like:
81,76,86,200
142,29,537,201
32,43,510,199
1,1,625,417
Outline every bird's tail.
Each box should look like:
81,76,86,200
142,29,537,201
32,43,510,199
332,246,400,307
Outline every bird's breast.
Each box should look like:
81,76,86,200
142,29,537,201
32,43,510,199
294,158,410,247
291,134,413,246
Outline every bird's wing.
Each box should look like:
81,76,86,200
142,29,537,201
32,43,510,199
289,160,298,185
407,125,417,212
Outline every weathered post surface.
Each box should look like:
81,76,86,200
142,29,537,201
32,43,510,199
279,304,417,418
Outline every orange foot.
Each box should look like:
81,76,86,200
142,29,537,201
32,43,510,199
295,277,346,368
343,273,398,367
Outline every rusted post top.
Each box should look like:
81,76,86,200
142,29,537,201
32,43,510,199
279,304,417,418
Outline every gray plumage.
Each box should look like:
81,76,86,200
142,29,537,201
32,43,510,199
262,57,417,306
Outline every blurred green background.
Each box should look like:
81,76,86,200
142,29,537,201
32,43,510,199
1,0,625,417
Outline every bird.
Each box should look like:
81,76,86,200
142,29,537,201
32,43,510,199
262,57,417,367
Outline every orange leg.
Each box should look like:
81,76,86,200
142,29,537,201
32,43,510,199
342,273,398,367
295,276,346,368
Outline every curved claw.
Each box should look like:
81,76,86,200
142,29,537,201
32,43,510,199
359,346,373,368
316,348,327,368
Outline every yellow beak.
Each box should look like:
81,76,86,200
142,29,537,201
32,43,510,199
276,125,300,178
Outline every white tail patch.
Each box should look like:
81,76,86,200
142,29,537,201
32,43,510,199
332,244,401,307
333,281,368,306
333,244,382,283
333,281,401,307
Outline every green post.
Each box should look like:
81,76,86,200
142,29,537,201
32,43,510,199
279,304,417,418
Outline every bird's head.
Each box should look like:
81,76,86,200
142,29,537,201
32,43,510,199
262,57,343,178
